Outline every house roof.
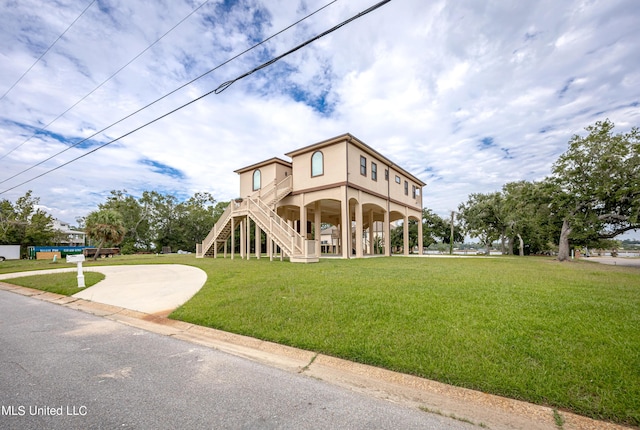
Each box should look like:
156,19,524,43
285,133,427,187
234,157,292,174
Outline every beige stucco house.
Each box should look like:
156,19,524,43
196,133,425,262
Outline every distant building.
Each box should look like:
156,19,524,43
197,133,425,262
52,219,86,246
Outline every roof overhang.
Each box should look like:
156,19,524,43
234,157,292,174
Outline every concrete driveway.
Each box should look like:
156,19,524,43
585,256,640,268
0,264,207,314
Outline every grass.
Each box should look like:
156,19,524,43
1,254,639,426
169,256,640,427
5,271,105,295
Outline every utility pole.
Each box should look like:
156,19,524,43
450,211,455,255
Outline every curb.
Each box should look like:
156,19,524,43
0,282,630,430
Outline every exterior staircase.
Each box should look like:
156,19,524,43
196,176,318,263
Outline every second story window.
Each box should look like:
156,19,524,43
404,180,409,196
253,169,261,191
311,151,324,177
385,169,389,181
360,156,367,176
412,185,416,199
395,175,401,184
372,162,377,181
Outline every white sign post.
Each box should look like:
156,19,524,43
66,254,86,288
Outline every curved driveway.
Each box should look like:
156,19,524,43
0,264,207,314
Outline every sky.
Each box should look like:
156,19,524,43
0,0,639,238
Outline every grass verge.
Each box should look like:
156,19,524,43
4,271,105,295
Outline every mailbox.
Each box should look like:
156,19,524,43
66,254,85,263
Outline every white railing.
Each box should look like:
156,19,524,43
250,175,293,207
197,202,234,257
246,197,304,256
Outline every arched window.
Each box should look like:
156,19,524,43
311,151,324,177
252,169,261,191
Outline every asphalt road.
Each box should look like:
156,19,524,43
0,290,472,430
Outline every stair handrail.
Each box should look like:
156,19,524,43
249,175,293,206
199,201,234,255
247,197,304,255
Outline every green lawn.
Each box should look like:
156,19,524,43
5,271,105,295
170,256,640,427
1,254,638,425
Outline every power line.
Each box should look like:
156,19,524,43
215,0,392,94
0,0,211,161
0,0,96,103
0,0,392,195
0,0,337,184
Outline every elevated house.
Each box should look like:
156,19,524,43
52,219,86,246
196,134,426,262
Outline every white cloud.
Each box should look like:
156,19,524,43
0,0,638,242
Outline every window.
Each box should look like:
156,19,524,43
360,156,367,176
385,169,389,181
404,180,409,195
395,175,401,184
252,169,261,191
311,151,323,177
371,162,377,181
412,185,416,199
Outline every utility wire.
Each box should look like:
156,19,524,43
0,0,96,103
215,0,391,94
0,0,392,195
0,0,337,184
0,0,211,161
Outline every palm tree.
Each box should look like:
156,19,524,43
85,209,125,261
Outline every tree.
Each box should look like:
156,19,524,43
0,191,54,251
99,190,152,253
501,181,560,256
550,120,640,261
422,209,463,252
457,192,506,254
173,192,221,252
85,209,125,260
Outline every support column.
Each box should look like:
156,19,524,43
246,217,251,260
384,210,390,256
368,210,374,255
300,204,307,239
341,194,350,259
355,201,363,258
403,215,409,256
418,214,423,256
255,224,261,259
314,201,321,257
239,219,245,259
231,218,235,260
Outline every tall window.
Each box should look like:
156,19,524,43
371,162,377,181
404,180,409,195
253,169,261,191
412,185,416,199
311,151,323,177
360,156,367,176
385,169,389,181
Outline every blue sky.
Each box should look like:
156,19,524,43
0,0,639,238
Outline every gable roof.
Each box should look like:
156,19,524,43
234,157,291,174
